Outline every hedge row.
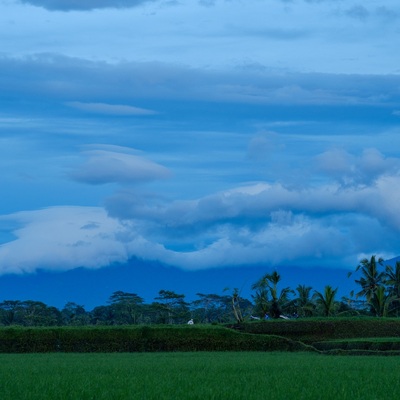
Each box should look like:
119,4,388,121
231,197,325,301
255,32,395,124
233,318,400,343
0,325,315,353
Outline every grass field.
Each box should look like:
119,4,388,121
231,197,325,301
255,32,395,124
1,352,400,400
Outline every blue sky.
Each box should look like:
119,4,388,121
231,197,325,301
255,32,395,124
0,0,400,307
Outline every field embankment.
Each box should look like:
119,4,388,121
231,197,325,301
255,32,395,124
0,325,313,353
234,318,400,344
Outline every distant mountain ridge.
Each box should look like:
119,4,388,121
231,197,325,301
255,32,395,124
383,256,400,266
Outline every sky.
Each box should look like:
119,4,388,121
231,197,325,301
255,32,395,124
0,0,400,308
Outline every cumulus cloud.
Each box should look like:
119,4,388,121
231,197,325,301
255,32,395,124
66,102,157,116
17,0,157,11
69,145,171,185
1,175,398,274
101,165,400,271
315,148,400,186
105,174,400,233
3,159,400,275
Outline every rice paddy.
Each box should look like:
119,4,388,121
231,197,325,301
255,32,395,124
1,352,400,400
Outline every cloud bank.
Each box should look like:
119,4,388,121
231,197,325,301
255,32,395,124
1,146,400,275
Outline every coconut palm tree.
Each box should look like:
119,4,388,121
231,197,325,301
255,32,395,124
251,271,293,318
368,286,396,317
352,255,384,303
312,286,338,317
293,284,315,317
384,261,400,316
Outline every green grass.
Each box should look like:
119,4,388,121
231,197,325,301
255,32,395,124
1,352,400,399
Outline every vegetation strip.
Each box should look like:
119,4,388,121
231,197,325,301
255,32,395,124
0,325,314,353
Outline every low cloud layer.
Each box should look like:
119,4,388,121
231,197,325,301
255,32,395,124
1,147,400,275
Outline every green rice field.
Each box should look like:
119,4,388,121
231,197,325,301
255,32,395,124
1,352,400,400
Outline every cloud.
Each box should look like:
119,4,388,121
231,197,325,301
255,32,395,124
345,5,370,21
0,176,397,274
17,0,157,11
101,164,400,269
3,155,400,275
66,102,157,116
198,0,216,7
0,207,133,273
1,54,400,109
315,148,400,186
105,175,400,232
339,4,399,23
69,145,171,185
376,6,399,22
246,131,285,161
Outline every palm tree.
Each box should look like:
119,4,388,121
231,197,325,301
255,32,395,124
352,255,384,302
231,288,244,323
293,285,315,317
313,286,338,317
251,271,293,318
369,286,396,317
384,261,400,316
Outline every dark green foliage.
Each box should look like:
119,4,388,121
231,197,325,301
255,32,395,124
152,290,190,324
251,270,293,318
0,300,62,326
312,286,338,317
191,293,233,323
235,318,400,343
0,325,314,353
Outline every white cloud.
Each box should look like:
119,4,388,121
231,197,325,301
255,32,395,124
2,167,400,274
0,207,133,274
69,145,171,185
66,102,157,116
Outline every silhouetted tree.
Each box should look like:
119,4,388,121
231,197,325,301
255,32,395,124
313,286,338,317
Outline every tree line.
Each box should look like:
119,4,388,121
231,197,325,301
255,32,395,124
0,255,399,327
